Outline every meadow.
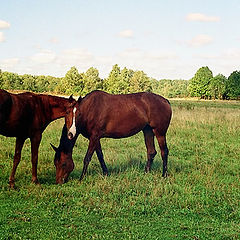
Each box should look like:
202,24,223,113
0,99,239,239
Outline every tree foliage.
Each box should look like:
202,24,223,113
82,67,102,95
104,64,121,93
226,71,240,99
0,65,239,99
153,79,189,98
209,74,227,100
188,66,213,99
58,66,84,95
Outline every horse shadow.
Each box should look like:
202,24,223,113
13,156,181,188
73,156,163,179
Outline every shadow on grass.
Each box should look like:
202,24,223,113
107,157,146,175
38,170,56,185
1,157,184,189
70,157,164,178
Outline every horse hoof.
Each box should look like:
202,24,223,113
103,171,109,176
9,183,15,189
145,167,150,173
32,179,40,185
162,171,168,178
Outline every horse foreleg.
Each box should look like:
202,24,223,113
30,133,42,184
96,140,108,176
80,137,98,181
9,137,25,188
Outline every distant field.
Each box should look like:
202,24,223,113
0,99,239,239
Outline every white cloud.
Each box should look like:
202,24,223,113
49,37,59,44
0,32,5,42
194,49,240,60
193,54,218,60
145,52,178,61
117,48,177,61
118,29,134,38
186,13,220,22
188,34,213,47
31,50,56,64
222,48,240,59
57,48,94,67
0,58,19,69
118,48,142,58
0,20,10,29
113,48,180,79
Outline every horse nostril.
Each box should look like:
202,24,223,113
68,132,73,140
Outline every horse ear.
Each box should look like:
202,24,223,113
50,143,58,152
69,95,75,103
77,96,82,102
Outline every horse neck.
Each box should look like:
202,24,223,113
41,95,69,121
60,124,76,153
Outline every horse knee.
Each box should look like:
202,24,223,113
149,150,157,159
145,150,157,173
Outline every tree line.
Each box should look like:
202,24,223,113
0,65,239,99
188,66,240,100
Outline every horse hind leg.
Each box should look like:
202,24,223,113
143,126,157,173
153,131,169,177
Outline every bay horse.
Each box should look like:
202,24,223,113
52,90,172,184
0,89,76,188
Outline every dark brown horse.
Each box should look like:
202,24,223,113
52,90,172,184
0,89,76,188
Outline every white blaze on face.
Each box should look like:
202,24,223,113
68,107,77,138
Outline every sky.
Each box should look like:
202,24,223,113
0,0,240,80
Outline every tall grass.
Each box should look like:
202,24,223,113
0,100,239,239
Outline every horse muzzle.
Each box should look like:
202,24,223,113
67,131,74,140
56,176,68,184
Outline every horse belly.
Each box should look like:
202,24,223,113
0,123,27,137
1,111,31,137
104,115,147,138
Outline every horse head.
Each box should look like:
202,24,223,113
51,96,81,184
51,143,75,184
65,96,82,140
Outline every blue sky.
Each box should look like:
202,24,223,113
0,0,240,80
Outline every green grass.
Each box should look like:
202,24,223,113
0,100,239,239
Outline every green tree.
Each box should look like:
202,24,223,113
58,66,84,95
129,71,152,92
119,67,134,93
105,64,121,93
188,66,213,99
47,76,61,93
1,72,23,90
35,75,50,93
226,71,240,99
209,74,227,99
22,74,37,91
82,67,102,94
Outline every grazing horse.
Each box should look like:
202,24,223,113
52,90,172,184
0,89,76,188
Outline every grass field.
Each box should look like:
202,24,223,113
0,99,239,239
